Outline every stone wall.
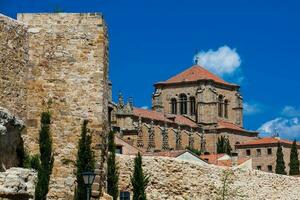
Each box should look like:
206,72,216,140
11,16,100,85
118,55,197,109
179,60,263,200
0,14,28,120
118,155,300,200
0,168,37,200
15,13,109,199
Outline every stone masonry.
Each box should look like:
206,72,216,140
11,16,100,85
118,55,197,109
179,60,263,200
0,13,109,199
118,154,300,200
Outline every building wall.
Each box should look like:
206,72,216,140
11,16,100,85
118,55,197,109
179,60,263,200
236,145,300,173
153,82,243,127
0,14,28,120
16,13,109,199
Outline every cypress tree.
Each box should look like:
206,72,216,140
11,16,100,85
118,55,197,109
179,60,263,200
275,142,286,175
35,112,54,200
289,140,300,175
107,131,119,200
131,152,149,200
76,120,95,200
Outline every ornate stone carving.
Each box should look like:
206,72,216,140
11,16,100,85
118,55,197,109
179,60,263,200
147,120,155,151
188,128,194,149
200,130,206,153
161,122,169,151
136,117,144,148
175,125,182,150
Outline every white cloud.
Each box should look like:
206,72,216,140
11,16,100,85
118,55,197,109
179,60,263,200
281,106,300,117
141,106,149,110
258,117,300,140
194,45,241,76
244,102,262,115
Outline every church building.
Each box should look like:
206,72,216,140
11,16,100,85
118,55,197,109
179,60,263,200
113,65,258,153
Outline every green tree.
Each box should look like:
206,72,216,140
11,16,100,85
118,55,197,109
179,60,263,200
35,112,54,200
217,136,232,155
289,140,300,175
275,142,286,175
107,131,119,200
131,152,149,200
186,146,202,156
75,120,95,200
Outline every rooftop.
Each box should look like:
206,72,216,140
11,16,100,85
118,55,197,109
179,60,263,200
235,137,300,148
155,65,237,86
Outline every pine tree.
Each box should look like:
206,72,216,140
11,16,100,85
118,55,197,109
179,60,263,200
107,131,119,200
289,140,300,175
131,152,149,200
35,111,54,200
76,120,95,200
217,136,232,155
275,142,286,175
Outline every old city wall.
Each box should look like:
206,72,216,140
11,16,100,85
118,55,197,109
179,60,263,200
118,155,300,200
16,13,109,199
0,14,28,120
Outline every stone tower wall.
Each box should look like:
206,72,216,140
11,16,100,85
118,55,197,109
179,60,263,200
16,13,109,199
0,14,28,120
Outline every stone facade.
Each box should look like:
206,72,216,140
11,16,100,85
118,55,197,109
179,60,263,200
0,13,109,199
114,65,257,154
235,137,300,174
118,154,300,200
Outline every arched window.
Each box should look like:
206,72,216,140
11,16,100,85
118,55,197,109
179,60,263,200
179,94,187,115
190,96,196,115
218,95,223,117
224,100,229,118
171,98,177,114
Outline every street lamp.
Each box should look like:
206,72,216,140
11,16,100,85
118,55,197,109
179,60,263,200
82,171,96,200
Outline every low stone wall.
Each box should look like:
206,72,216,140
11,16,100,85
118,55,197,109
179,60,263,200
0,168,37,200
117,155,300,200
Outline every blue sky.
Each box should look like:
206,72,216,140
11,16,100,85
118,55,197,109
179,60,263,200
1,0,300,139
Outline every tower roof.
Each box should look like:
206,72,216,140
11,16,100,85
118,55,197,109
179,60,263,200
155,65,237,87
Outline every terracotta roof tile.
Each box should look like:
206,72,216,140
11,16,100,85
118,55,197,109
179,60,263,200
156,65,236,86
133,108,198,128
200,154,226,164
142,150,189,157
217,121,258,134
235,137,299,147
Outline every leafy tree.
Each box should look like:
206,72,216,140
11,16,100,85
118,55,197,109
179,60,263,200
75,120,95,200
217,136,232,155
131,152,149,200
107,131,119,200
275,142,286,175
289,140,300,175
35,112,54,200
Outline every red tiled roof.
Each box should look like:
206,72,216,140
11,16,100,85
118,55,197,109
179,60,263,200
235,137,298,147
217,157,250,167
155,65,236,86
200,154,226,164
133,108,198,128
217,121,258,134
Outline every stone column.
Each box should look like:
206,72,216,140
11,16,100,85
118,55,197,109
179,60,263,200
161,122,169,151
147,120,155,152
175,125,182,150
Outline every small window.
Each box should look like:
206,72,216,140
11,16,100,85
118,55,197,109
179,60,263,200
115,146,123,154
256,149,261,156
267,148,272,155
190,97,196,115
246,149,251,156
120,191,130,200
257,166,262,170
267,165,273,172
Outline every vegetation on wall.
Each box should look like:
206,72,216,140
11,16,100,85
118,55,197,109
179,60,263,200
35,111,54,200
131,152,149,200
75,120,95,200
216,136,232,155
275,142,286,175
289,140,300,175
186,146,202,156
107,131,119,200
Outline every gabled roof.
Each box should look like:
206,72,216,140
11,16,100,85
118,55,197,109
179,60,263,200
155,65,237,86
133,108,198,128
235,137,300,148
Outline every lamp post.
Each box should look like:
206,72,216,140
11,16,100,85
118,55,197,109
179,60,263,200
82,171,96,200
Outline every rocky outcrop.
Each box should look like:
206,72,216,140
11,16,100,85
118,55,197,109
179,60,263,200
0,107,25,171
117,155,300,200
0,167,37,200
